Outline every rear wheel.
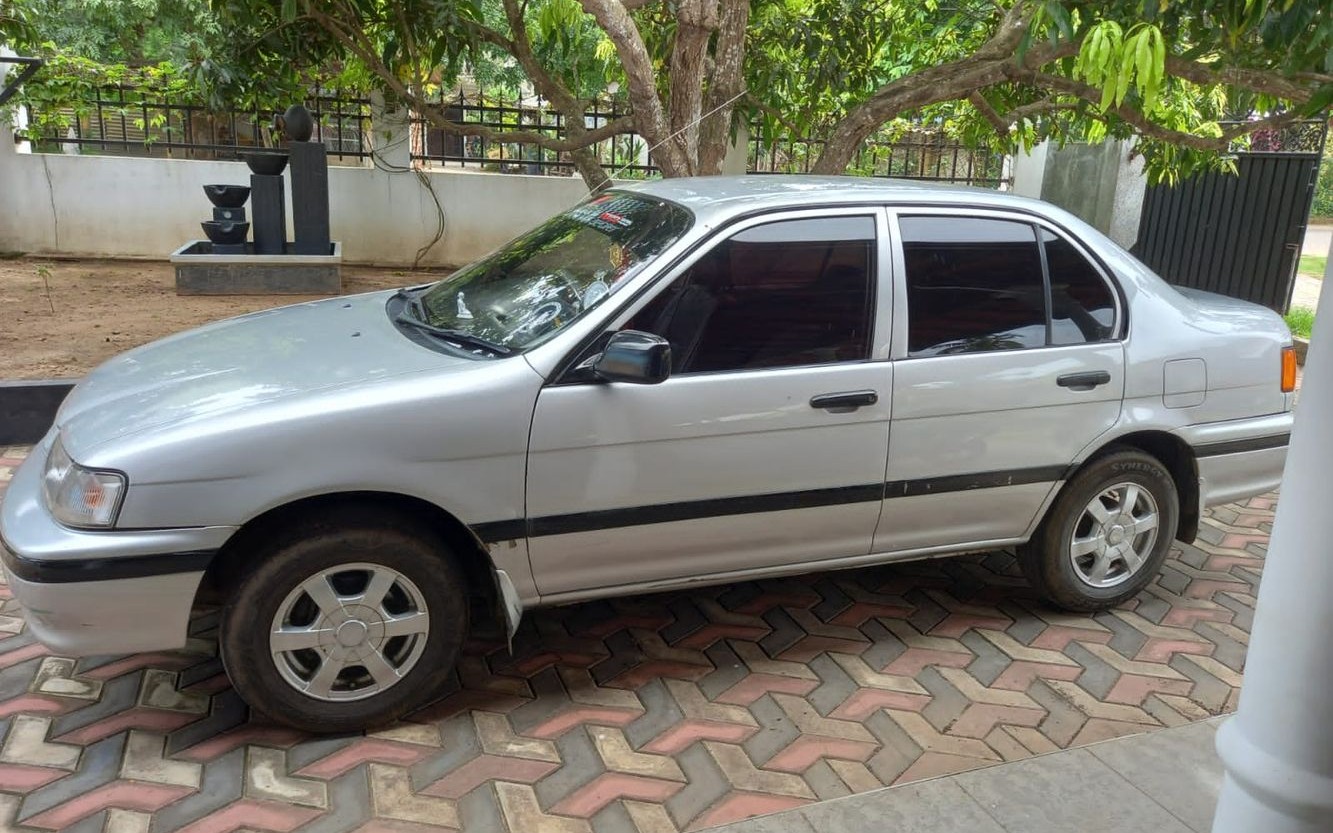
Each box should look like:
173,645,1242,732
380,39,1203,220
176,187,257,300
219,513,467,733
1019,449,1179,611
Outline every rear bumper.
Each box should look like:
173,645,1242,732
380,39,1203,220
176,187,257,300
0,433,233,656
1175,413,1292,510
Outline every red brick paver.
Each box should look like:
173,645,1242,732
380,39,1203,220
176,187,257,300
0,448,1271,831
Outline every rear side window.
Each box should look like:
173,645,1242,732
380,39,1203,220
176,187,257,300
901,216,1047,356
1043,229,1116,344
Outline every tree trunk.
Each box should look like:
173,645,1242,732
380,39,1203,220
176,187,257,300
697,0,749,175
666,0,718,175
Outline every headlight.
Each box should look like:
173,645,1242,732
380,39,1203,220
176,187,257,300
42,439,126,528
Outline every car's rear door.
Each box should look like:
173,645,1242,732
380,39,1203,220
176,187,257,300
525,208,895,597
873,208,1126,554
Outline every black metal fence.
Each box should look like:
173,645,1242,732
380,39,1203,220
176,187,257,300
748,134,1010,187
21,84,1010,187
408,91,654,177
1134,119,1329,313
24,86,372,162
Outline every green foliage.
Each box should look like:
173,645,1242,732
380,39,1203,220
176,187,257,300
1285,306,1315,339
9,0,222,65
1313,150,1333,220
1299,254,1327,279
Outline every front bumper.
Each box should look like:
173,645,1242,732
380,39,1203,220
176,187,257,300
0,433,236,656
1176,412,1293,510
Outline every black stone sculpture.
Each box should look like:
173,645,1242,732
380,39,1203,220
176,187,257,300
184,103,331,258
201,184,252,254
275,104,315,143
239,151,290,254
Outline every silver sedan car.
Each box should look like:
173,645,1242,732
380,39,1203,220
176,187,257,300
0,176,1295,731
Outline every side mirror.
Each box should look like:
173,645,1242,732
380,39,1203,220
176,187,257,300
593,330,672,384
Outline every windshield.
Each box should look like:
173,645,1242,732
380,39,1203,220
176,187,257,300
417,192,692,352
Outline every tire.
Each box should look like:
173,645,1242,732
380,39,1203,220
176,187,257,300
219,511,467,733
1018,448,1179,612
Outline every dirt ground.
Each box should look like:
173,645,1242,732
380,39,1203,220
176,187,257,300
0,257,456,379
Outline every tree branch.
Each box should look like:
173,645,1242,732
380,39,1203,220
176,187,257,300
812,0,1045,173
1163,56,1320,104
969,91,1010,137
499,0,609,186
301,2,633,157
1024,71,1308,150
579,0,690,176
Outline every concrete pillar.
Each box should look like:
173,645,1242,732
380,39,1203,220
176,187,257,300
1028,138,1148,249
1211,244,1333,832
722,122,750,175
369,90,412,171
0,45,32,154
1010,140,1049,198
1107,142,1147,250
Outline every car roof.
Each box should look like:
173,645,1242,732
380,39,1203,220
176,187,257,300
616,175,1056,225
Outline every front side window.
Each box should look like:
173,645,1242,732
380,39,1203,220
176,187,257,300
416,193,692,352
627,216,876,373
902,216,1047,356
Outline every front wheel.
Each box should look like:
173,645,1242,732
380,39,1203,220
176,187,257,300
1018,449,1179,612
219,515,467,733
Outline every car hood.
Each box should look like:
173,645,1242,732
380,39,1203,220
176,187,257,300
57,290,470,452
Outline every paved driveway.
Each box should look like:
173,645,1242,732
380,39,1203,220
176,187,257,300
0,445,1267,832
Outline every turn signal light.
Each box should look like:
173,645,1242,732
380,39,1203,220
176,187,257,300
1281,346,1297,393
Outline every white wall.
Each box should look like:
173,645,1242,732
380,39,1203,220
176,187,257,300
0,130,592,266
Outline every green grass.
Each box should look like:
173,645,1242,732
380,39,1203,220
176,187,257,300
1286,306,1316,339
1299,254,1327,279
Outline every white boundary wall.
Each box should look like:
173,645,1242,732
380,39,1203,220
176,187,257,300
0,128,591,266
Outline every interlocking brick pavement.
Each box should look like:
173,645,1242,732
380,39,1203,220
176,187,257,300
0,447,1272,831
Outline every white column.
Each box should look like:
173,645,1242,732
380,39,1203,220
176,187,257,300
1212,239,1333,832
369,90,412,171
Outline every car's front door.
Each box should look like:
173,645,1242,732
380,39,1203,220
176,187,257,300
525,209,894,597
873,209,1126,554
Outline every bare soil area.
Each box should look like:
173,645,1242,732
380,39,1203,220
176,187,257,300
0,257,454,379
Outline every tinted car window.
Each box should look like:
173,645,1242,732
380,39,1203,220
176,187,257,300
902,216,1046,356
627,216,875,373
1043,229,1116,344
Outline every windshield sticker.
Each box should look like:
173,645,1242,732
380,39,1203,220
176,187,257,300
568,195,644,235
583,280,611,308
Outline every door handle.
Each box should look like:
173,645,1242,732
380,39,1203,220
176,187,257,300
810,390,879,411
1057,371,1112,390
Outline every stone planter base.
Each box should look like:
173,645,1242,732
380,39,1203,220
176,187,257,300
170,241,342,295
1294,336,1310,366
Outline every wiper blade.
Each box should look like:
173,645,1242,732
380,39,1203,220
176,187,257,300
393,311,513,356
393,287,428,321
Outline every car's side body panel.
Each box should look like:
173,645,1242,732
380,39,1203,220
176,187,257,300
0,176,1296,660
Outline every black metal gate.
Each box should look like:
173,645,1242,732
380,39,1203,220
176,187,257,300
1133,120,1327,312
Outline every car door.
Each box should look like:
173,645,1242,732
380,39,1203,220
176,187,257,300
525,208,895,597
872,208,1125,554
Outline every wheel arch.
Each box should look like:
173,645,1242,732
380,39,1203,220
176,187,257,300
1072,430,1200,543
198,490,512,634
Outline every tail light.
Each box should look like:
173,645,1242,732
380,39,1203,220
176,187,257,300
1281,346,1297,393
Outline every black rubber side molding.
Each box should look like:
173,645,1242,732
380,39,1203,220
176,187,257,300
0,544,215,584
1056,371,1112,390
